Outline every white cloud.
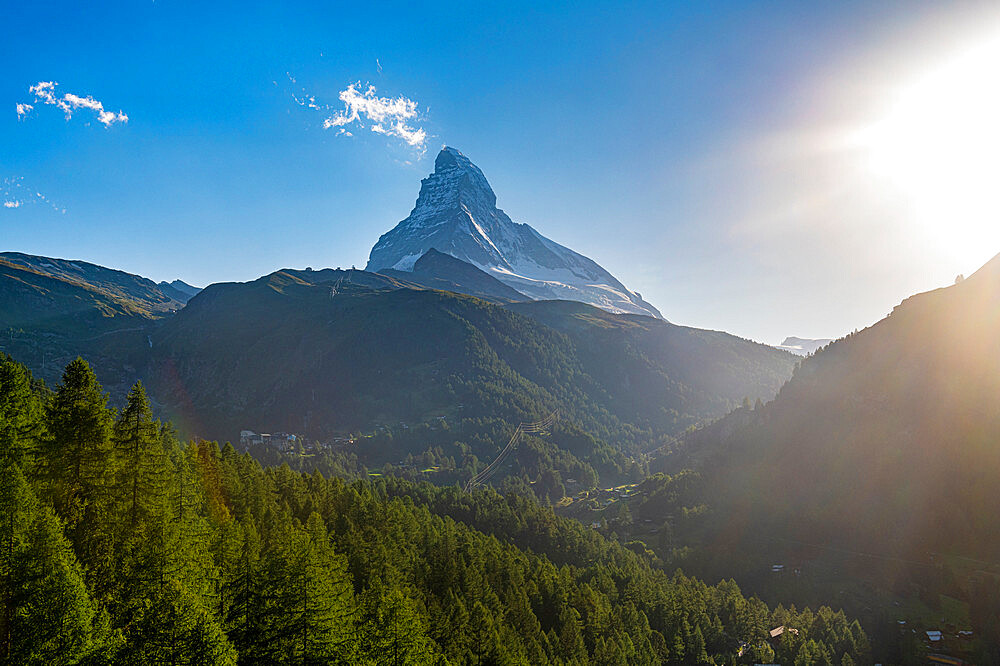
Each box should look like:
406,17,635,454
288,75,427,151
1,177,65,214
18,81,127,127
322,82,426,149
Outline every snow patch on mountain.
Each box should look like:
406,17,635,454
775,337,833,356
391,253,422,271
366,147,663,318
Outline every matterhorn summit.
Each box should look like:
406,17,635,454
366,147,663,318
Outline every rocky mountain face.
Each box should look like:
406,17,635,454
378,249,528,304
366,147,662,318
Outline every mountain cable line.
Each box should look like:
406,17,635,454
465,411,558,492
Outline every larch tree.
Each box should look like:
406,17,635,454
112,380,167,532
42,358,116,588
0,353,43,469
0,462,95,665
264,512,355,664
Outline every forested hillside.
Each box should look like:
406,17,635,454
146,268,795,487
0,253,796,491
642,254,1000,663
0,254,184,395
657,254,1000,558
0,352,868,664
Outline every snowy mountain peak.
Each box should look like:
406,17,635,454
366,148,663,319
434,146,497,208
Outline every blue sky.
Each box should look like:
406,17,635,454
4,1,1000,343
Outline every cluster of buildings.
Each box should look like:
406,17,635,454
239,430,301,452
921,626,975,665
238,429,358,454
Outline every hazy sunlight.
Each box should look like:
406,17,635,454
858,30,1000,267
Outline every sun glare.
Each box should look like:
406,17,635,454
857,31,1000,268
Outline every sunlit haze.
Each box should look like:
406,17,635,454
858,30,1000,269
4,1,1000,344
6,6,1000,661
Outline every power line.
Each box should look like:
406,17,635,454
465,411,558,492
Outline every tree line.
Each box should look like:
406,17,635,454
0,353,869,664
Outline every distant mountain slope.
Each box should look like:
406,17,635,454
508,299,797,426
1,252,185,315
0,251,795,488
158,279,201,303
0,253,182,391
145,267,795,482
379,248,529,303
774,336,832,356
659,252,1000,560
366,147,662,318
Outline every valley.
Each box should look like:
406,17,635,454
4,148,999,664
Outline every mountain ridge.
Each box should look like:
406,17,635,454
775,336,832,356
146,268,794,445
656,250,1000,561
378,248,529,303
366,147,663,318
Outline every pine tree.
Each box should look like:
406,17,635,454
163,442,221,604
112,381,167,532
221,518,268,660
115,577,236,665
0,354,43,468
290,513,355,663
0,462,95,664
258,513,355,664
690,624,709,664
468,600,500,665
42,358,116,582
106,382,173,613
43,358,113,514
358,582,437,666
558,605,587,663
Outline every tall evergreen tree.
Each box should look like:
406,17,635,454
358,582,437,666
115,577,236,665
468,600,502,666
263,513,355,664
221,518,269,661
0,462,94,665
112,381,166,531
42,358,116,582
0,354,43,468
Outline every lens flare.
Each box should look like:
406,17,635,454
855,31,1000,267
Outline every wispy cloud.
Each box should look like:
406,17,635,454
322,83,426,148
289,75,427,151
1,177,65,214
17,81,128,127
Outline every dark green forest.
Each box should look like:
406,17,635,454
0,353,868,664
637,258,1000,663
0,254,797,502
